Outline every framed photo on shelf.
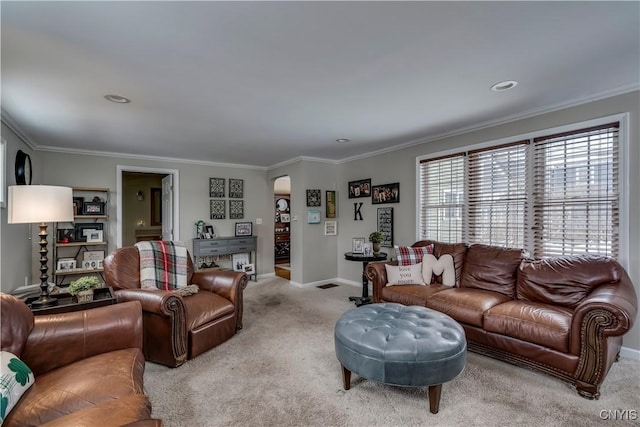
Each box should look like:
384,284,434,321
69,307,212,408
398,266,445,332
243,263,255,275
306,189,321,207
280,213,291,223
82,260,101,270
352,237,365,254
83,250,105,261
228,178,244,198
86,230,103,243
348,179,371,199
82,201,105,215
363,243,373,256
75,223,104,242
232,253,250,272
209,178,225,198
56,258,76,271
235,222,253,236
57,228,75,243
72,197,84,216
372,182,400,204
204,225,215,238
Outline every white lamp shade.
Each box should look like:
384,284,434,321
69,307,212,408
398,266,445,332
8,185,74,224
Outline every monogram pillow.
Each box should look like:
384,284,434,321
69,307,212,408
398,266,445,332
422,253,456,286
385,262,425,285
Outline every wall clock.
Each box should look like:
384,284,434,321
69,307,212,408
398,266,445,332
15,150,32,185
276,198,289,212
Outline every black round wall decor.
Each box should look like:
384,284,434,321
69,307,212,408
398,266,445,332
15,149,32,185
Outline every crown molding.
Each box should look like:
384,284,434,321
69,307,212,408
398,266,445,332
0,108,36,149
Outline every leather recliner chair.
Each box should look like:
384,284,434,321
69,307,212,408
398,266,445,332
104,246,248,367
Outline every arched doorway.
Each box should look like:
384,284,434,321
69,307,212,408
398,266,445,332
274,176,290,279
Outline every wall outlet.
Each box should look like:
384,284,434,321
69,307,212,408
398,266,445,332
256,218,262,224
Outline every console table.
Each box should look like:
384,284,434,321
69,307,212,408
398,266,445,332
26,286,116,315
344,252,388,306
193,236,258,281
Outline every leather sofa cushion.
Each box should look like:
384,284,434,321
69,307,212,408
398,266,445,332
426,288,511,327
381,284,450,306
185,292,235,331
39,394,152,427
413,240,467,285
517,255,622,309
5,348,145,426
484,301,572,353
460,244,525,298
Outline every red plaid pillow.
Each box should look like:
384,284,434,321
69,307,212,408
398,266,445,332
394,244,434,266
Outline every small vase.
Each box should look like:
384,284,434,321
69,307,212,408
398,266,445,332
76,289,94,303
373,242,381,254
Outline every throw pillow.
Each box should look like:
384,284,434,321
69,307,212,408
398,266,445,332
0,351,34,423
394,244,434,266
385,263,425,285
422,253,456,286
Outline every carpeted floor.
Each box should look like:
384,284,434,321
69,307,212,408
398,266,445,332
145,277,640,426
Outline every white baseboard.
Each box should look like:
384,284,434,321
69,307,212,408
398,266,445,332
620,346,640,360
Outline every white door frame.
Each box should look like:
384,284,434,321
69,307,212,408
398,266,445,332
115,165,180,248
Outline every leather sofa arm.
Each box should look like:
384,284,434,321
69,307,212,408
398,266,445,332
115,288,186,317
21,301,143,376
192,270,248,303
366,261,393,303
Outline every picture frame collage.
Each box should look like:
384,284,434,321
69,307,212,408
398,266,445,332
209,177,245,220
348,178,400,204
306,189,338,233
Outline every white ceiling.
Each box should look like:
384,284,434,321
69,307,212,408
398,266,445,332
2,1,639,168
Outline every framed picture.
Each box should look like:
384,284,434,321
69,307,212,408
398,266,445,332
324,220,337,236
209,177,225,198
204,225,215,238
352,237,366,254
75,223,103,242
307,210,321,224
326,190,336,218
280,213,291,223
210,199,226,219
372,182,400,204
363,243,373,256
82,260,101,270
56,258,76,271
72,196,84,216
306,189,321,207
348,179,371,199
377,207,394,247
86,229,103,243
150,187,162,226
235,222,253,236
82,201,105,215
229,178,244,198
229,200,244,219
83,250,104,261
232,253,250,272
243,263,255,275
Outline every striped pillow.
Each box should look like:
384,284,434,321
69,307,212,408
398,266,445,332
394,244,434,266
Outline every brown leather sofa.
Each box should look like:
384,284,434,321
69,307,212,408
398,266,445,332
104,246,248,367
0,293,161,426
366,240,638,399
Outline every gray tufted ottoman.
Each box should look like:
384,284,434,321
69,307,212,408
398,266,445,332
334,303,466,414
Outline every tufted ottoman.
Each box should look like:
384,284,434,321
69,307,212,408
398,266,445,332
334,303,466,414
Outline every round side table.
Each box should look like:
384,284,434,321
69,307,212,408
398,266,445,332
344,252,387,306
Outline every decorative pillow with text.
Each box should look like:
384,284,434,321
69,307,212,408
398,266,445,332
422,253,456,286
394,245,434,266
385,262,425,285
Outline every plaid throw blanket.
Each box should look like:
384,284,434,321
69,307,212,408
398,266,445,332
135,241,188,290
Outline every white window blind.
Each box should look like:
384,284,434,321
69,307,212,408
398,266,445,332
419,154,465,242
467,141,527,248
532,123,619,258
418,121,620,259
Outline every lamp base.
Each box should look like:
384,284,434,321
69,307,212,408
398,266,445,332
31,295,58,308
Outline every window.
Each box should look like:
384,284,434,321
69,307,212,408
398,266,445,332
418,121,620,259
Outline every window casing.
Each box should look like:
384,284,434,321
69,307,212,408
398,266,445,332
418,121,621,259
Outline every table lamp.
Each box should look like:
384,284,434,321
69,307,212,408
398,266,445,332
8,185,74,307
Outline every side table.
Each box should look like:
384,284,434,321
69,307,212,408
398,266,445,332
26,286,116,315
344,252,388,306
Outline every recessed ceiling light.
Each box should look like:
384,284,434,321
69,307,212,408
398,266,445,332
336,138,351,143
490,80,518,92
104,94,131,104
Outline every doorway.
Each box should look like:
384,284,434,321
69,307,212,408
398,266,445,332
116,166,180,248
274,176,290,280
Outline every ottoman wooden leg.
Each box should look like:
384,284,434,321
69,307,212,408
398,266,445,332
428,384,442,414
341,365,351,390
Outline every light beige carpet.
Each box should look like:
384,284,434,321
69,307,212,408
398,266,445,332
145,277,640,426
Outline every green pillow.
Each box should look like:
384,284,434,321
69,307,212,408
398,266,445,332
0,351,34,423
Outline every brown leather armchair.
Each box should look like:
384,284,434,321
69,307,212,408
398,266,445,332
104,246,248,367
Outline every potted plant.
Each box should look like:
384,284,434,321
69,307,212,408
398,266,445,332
68,276,100,303
368,231,384,254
